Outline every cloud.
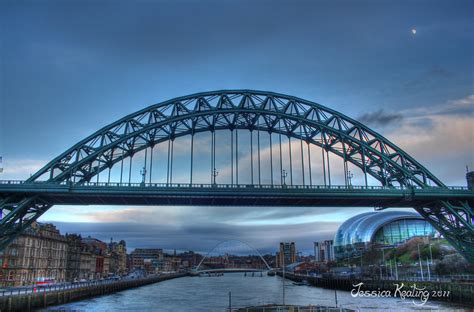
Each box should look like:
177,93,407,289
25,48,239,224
407,94,474,118
426,66,453,79
42,204,376,254
46,205,368,227
84,207,185,224
401,66,453,92
383,95,474,185
49,220,342,255
357,109,404,127
435,94,474,116
0,158,46,180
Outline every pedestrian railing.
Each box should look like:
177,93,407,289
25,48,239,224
0,179,470,192
0,274,175,297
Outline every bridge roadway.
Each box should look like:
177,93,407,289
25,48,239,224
0,180,472,208
194,268,267,274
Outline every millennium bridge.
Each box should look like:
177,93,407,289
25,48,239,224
0,90,473,262
193,240,272,274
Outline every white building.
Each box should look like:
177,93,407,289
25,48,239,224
314,240,335,262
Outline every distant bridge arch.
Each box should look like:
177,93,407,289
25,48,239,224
195,239,272,272
0,90,473,262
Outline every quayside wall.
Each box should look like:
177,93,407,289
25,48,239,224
0,273,188,312
277,272,474,306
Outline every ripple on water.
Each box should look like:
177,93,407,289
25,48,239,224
41,274,471,312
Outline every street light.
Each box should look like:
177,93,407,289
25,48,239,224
140,167,147,185
212,168,219,185
281,170,288,186
347,170,354,187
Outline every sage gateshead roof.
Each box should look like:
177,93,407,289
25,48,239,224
334,211,437,259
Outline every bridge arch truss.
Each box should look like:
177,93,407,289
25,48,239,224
0,90,473,262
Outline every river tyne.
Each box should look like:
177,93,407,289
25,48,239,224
41,273,469,311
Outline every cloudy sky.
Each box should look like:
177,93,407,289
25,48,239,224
1,0,473,254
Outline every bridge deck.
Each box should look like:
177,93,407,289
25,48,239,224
1,181,472,207
194,268,267,273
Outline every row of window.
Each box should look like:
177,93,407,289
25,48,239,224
18,237,67,250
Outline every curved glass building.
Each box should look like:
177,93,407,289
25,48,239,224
334,211,437,259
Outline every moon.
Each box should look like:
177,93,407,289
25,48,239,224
411,28,417,35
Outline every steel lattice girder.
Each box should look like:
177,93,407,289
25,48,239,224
416,200,474,263
1,90,473,262
28,90,443,187
0,196,51,249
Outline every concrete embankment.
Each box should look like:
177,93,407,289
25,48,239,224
277,272,474,306
0,273,188,312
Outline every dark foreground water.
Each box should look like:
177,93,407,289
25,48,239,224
42,274,469,311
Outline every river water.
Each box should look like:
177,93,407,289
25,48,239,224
42,274,469,311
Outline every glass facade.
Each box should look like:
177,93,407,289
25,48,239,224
373,219,435,245
333,211,437,259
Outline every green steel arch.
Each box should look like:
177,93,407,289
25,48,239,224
0,90,473,262
28,90,443,187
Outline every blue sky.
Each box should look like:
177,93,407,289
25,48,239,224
1,0,473,254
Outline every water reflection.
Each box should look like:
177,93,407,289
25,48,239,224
42,274,470,311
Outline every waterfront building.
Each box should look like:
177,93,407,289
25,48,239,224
130,248,164,262
66,234,94,281
314,240,335,262
0,222,125,284
128,255,143,271
143,259,154,273
157,257,178,272
129,248,164,271
108,239,127,276
79,251,94,280
275,242,296,268
81,236,110,279
314,242,320,262
0,222,68,286
168,255,181,272
284,261,322,274
103,255,110,277
334,211,437,260
176,251,202,269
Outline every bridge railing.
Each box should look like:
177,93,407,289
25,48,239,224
0,180,470,191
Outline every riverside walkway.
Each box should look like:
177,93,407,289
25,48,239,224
0,272,188,311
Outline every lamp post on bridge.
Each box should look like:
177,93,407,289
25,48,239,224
347,170,354,187
212,168,219,185
281,169,288,186
140,167,147,186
